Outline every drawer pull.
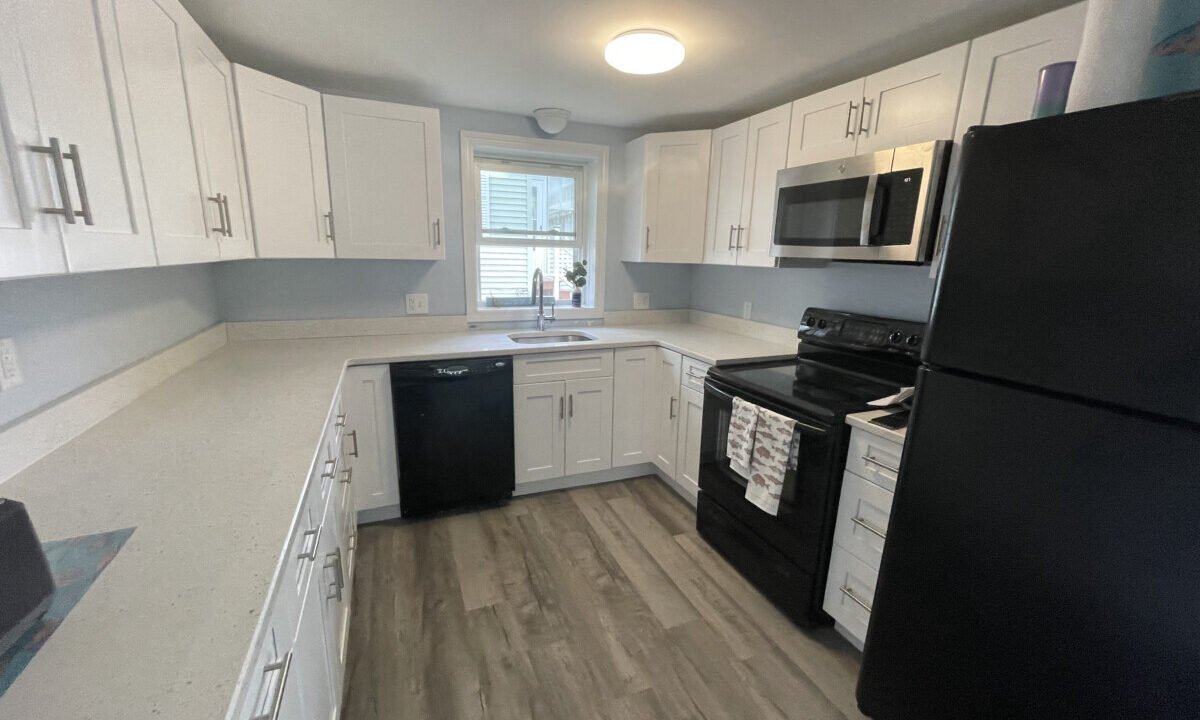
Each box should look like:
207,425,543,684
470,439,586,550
860,454,899,474
297,525,321,561
340,467,353,485
250,650,293,720
346,429,359,458
850,515,887,540
321,458,337,480
325,548,345,601
839,585,873,613
335,412,347,428
686,368,707,380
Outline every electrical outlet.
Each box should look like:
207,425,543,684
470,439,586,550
404,294,429,315
633,292,650,310
0,338,23,390
742,302,753,320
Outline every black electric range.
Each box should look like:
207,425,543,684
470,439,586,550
697,308,924,627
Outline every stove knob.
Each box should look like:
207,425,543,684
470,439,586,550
817,319,828,329
889,331,904,344
906,334,921,346
804,315,815,327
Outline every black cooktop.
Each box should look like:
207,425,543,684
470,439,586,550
708,345,919,422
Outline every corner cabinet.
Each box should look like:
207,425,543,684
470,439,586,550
624,131,711,263
323,95,445,260
234,65,334,259
703,103,791,267
342,365,401,520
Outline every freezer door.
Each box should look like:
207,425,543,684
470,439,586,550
858,368,1200,719
925,91,1200,425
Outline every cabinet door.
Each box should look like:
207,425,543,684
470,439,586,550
513,381,565,483
787,79,865,167
652,348,683,478
234,65,333,258
643,130,710,263
316,497,346,711
702,119,747,265
342,365,400,514
737,103,791,267
0,6,65,279
564,376,613,476
612,347,656,466
181,24,255,259
292,555,335,720
324,95,444,260
113,0,217,266
8,0,157,273
676,386,704,500
857,43,969,155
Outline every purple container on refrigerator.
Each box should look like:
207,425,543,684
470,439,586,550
857,92,1200,718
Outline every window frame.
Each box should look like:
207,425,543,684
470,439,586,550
461,131,608,322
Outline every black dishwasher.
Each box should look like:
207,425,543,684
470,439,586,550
391,356,514,517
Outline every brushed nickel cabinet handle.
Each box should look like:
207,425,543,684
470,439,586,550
845,102,859,138
325,549,344,601
324,211,335,243
850,515,887,540
727,224,736,250
860,454,899,474
208,194,227,236
63,144,94,225
433,218,441,246
30,138,77,224
321,458,337,480
839,585,872,613
346,429,359,457
340,467,353,485
220,194,233,237
559,396,564,421
669,396,677,419
735,225,744,249
568,393,573,419
297,526,321,561
250,651,293,720
645,225,650,252
859,99,873,135
335,413,347,428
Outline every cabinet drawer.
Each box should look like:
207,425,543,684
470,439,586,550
823,544,878,645
681,355,711,394
514,349,614,384
845,429,904,492
231,617,294,720
833,471,894,569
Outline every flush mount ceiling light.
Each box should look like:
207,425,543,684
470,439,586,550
604,30,685,75
532,108,571,135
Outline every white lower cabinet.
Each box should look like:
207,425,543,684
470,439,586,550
675,386,705,499
651,348,683,478
564,377,614,475
342,365,400,516
514,381,567,484
824,425,903,648
612,347,657,466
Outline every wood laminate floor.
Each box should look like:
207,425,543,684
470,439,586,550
342,476,866,720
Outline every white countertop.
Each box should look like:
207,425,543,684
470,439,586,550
846,408,908,445
0,323,792,719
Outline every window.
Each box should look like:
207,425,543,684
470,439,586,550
462,132,608,321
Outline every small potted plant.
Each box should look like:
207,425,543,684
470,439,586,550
564,260,587,307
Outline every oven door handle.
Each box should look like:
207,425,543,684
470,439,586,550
704,379,829,436
859,174,885,247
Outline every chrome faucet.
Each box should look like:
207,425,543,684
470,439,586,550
531,268,553,331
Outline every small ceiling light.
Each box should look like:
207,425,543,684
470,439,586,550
605,30,685,75
532,108,571,135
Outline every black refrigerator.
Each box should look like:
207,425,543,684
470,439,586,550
857,91,1200,718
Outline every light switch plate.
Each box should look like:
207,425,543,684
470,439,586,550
0,337,23,390
633,292,650,310
742,302,753,320
405,294,429,315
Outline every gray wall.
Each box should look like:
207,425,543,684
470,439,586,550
216,105,692,321
0,265,220,428
690,263,937,327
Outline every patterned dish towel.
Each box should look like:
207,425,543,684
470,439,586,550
744,406,797,516
726,397,759,480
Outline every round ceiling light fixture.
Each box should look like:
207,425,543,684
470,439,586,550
532,108,571,135
604,30,685,75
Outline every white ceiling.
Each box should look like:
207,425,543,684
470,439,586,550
180,0,1077,130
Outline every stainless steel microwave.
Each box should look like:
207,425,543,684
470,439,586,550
771,140,950,264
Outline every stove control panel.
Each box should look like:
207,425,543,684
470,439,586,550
799,308,926,355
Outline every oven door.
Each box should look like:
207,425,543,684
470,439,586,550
771,141,947,264
699,376,842,575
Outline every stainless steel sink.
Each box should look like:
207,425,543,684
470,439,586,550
508,331,596,344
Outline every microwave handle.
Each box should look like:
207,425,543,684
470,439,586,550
859,174,885,246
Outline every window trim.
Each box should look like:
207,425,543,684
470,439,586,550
461,131,608,323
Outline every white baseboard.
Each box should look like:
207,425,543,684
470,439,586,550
356,503,402,525
687,310,798,347
513,463,658,496
0,323,228,485
654,472,699,508
227,315,470,341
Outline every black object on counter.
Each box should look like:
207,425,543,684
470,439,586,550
0,499,55,654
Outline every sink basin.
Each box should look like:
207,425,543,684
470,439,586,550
508,331,596,344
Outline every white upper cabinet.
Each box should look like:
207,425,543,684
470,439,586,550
181,23,255,260
234,65,333,258
624,130,711,263
6,0,157,274
703,119,749,266
737,103,792,268
857,43,970,155
323,95,444,260
115,0,217,266
788,79,867,167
